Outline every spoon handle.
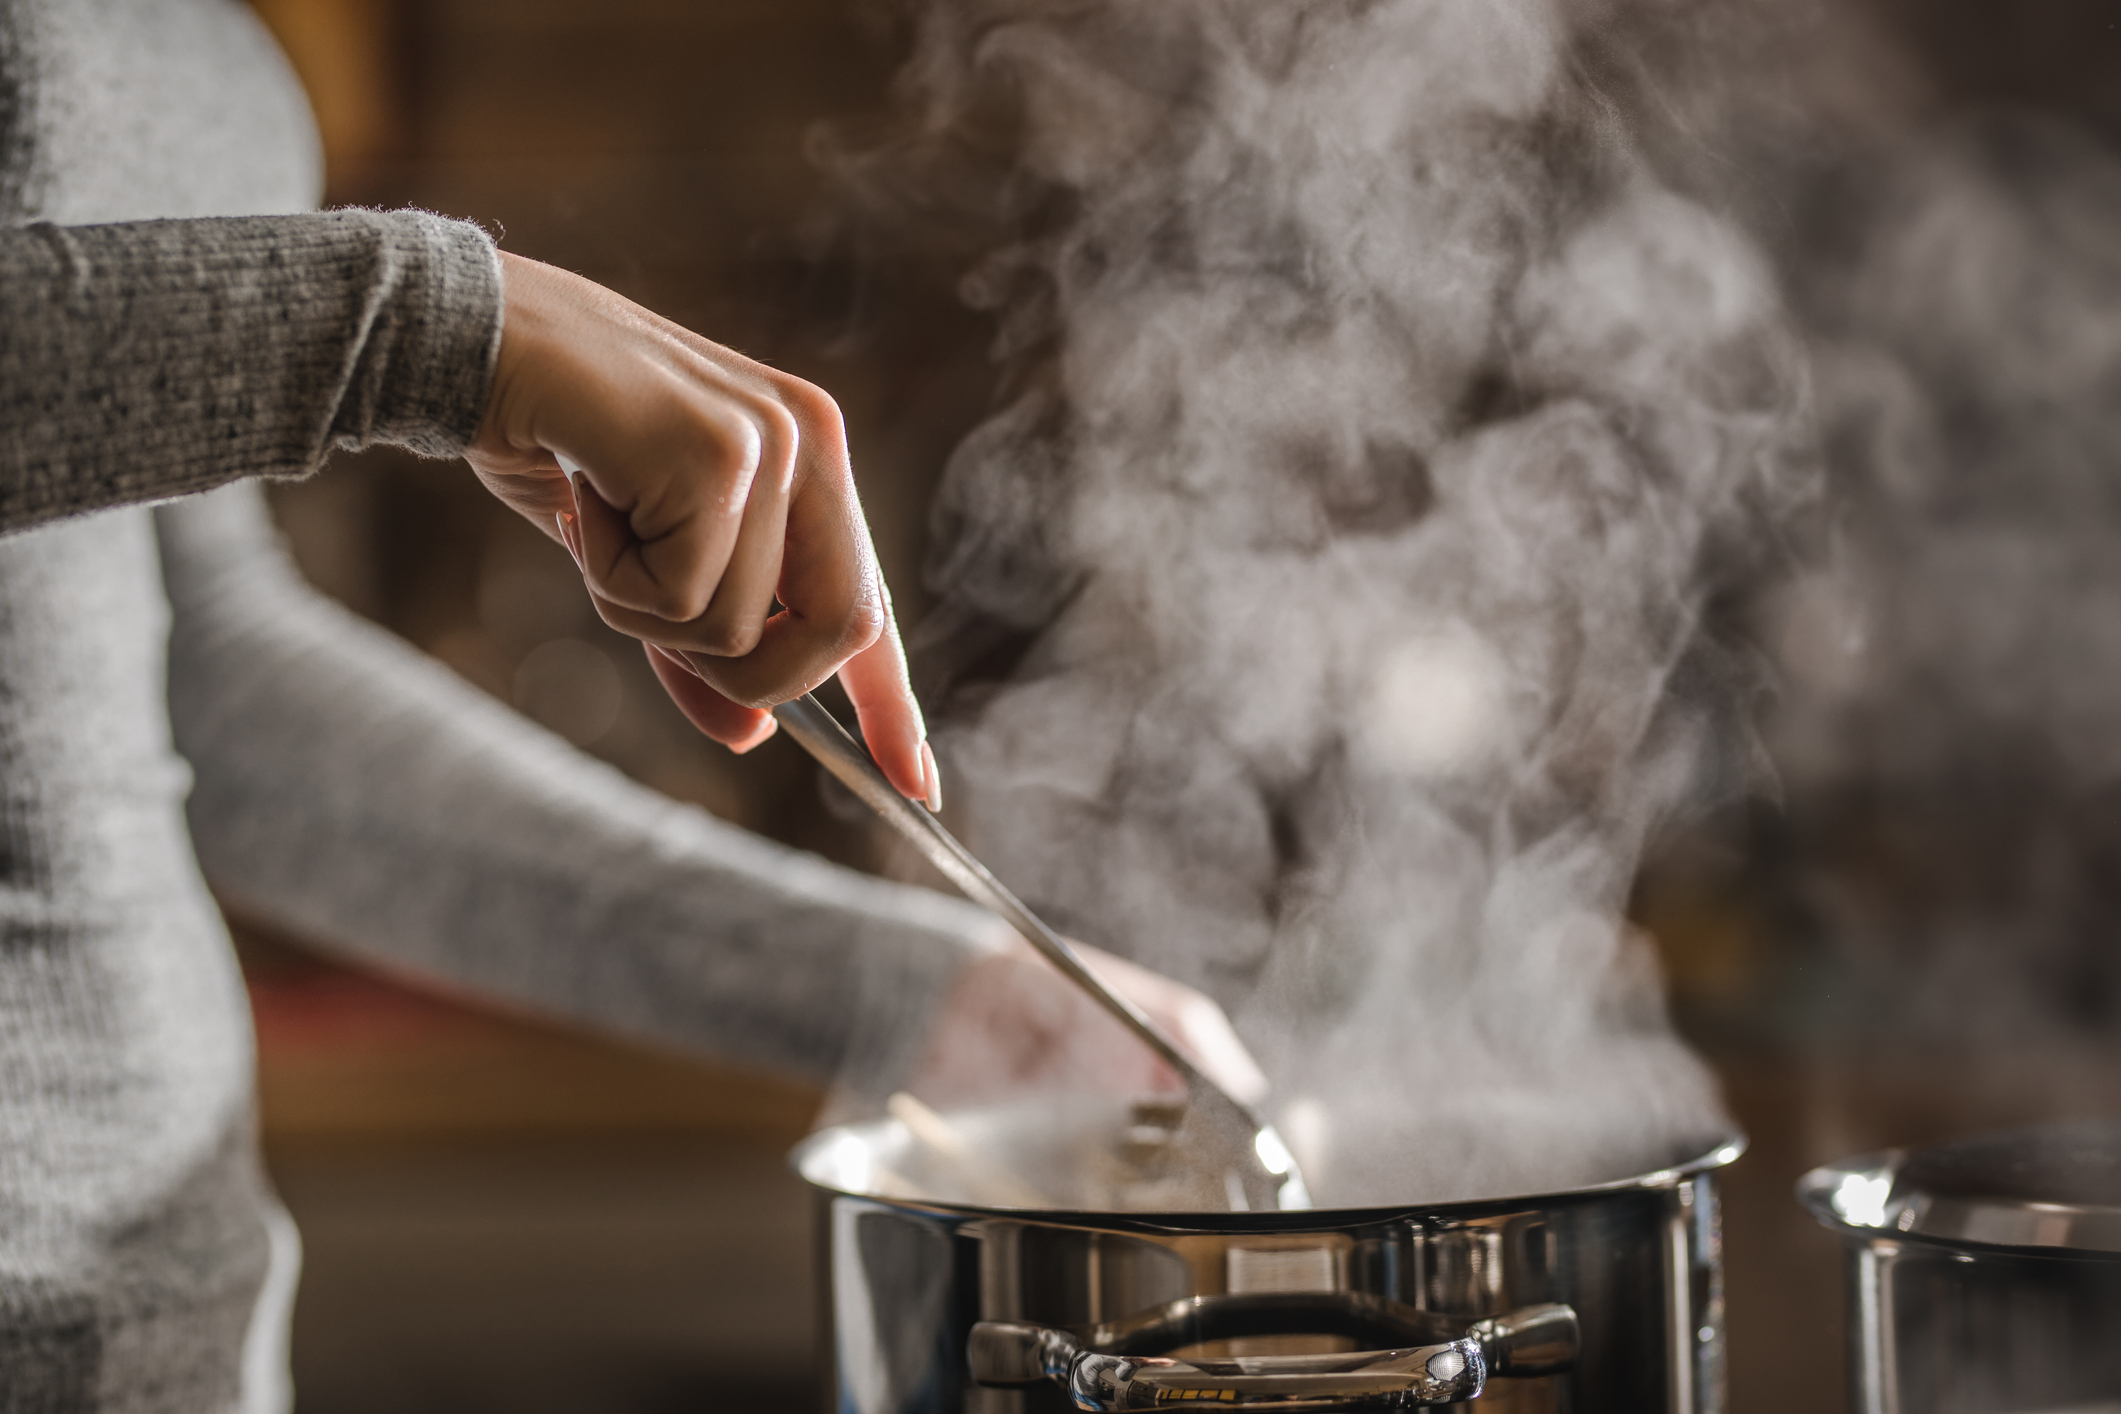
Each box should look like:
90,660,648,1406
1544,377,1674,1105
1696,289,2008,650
770,693,1194,1079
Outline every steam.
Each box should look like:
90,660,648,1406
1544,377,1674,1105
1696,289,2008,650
843,0,1815,1204
1561,0,2121,1049
1756,113,2121,1043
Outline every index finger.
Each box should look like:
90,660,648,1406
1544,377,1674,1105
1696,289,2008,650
834,577,930,805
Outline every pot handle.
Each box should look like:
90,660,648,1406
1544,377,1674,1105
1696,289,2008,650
1465,1304,1579,1377
969,1324,1483,1410
969,1303,1575,1411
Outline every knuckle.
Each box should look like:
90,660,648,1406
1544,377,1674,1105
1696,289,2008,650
757,398,800,450
729,411,772,472
616,565,711,624
724,430,767,491
724,620,765,656
647,544,722,623
688,614,763,659
836,595,889,655
778,375,840,427
663,582,718,623
682,405,761,483
780,381,849,454
754,404,800,488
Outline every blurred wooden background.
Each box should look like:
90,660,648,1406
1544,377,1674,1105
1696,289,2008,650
240,2,977,1408
234,2,2121,1411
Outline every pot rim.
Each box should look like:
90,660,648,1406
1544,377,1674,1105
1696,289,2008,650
1798,1121,2121,1261
791,1119,1745,1231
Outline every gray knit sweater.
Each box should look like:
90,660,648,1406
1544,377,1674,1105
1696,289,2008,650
0,3,997,1410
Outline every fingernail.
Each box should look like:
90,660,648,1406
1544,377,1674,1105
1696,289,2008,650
555,511,584,570
921,740,943,813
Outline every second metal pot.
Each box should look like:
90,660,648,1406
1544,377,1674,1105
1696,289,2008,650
1800,1118,2121,1414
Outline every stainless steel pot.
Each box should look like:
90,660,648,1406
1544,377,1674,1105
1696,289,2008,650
795,1101,1745,1412
1800,1119,2121,1414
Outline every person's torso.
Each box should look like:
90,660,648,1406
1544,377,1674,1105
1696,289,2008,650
0,3,319,1409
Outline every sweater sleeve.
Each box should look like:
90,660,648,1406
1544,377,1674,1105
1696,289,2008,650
155,481,1001,1089
0,209,501,533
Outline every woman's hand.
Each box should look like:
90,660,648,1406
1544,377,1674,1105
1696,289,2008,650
903,937,1270,1109
463,252,935,804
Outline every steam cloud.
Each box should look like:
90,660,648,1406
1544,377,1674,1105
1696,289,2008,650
1759,115,2121,1042
1568,1,2121,1050
841,0,1817,1204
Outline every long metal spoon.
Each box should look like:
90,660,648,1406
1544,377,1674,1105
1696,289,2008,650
772,692,1310,1212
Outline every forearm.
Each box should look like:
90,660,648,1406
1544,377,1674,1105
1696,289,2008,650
158,485,996,1085
0,211,499,532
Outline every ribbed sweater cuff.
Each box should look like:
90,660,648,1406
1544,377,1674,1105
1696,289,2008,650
326,209,504,458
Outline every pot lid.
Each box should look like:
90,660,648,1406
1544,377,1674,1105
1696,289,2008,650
1798,1119,2121,1257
